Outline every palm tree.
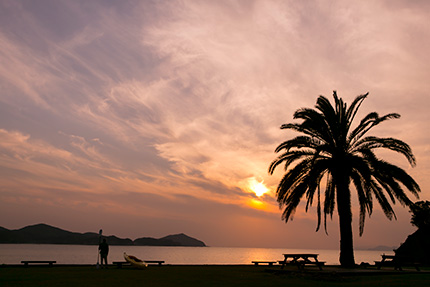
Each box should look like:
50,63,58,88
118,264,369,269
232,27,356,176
269,91,420,267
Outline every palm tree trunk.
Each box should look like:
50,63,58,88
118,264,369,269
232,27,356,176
336,175,356,267
337,201,355,267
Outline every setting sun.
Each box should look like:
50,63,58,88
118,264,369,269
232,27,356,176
249,178,269,197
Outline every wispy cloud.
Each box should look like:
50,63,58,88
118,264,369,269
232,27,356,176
0,0,429,248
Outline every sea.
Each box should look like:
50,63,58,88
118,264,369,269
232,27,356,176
0,244,387,265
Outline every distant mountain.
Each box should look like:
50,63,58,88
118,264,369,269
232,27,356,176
133,233,205,247
160,233,206,247
133,237,175,246
0,224,133,245
0,224,206,247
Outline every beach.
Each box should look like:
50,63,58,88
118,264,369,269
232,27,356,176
1,265,429,287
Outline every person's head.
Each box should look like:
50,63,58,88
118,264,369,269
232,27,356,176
103,239,107,243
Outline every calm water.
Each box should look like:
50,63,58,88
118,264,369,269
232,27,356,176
0,244,384,265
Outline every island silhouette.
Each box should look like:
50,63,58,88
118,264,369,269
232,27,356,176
0,223,206,247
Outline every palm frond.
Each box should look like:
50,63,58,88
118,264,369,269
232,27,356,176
281,123,328,144
323,173,335,234
353,136,416,166
370,179,397,220
274,136,321,153
371,159,420,204
345,93,368,129
351,171,373,235
269,150,315,175
349,112,400,145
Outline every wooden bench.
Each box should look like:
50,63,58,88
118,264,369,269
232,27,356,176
21,260,56,267
113,260,165,268
145,260,165,266
279,260,325,270
251,261,277,266
375,260,421,271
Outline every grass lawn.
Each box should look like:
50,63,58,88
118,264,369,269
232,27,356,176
1,265,429,287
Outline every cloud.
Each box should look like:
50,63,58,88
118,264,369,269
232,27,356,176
0,0,429,248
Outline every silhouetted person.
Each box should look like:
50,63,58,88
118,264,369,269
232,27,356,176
98,238,109,268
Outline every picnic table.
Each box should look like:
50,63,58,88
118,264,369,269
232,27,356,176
279,254,325,270
375,254,398,270
375,254,420,271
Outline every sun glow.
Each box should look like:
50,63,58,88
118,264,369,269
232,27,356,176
248,178,269,197
248,199,265,210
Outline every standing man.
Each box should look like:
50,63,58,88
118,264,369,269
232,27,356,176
98,238,109,268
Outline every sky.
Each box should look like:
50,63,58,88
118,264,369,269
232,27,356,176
1,0,430,250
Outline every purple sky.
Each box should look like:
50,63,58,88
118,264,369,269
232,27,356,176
1,0,429,249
